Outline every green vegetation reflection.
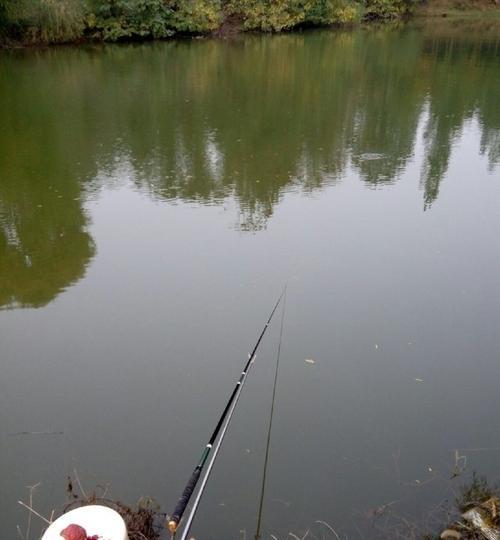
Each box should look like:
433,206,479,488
0,21,498,308
0,55,95,309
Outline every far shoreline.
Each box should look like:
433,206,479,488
1,0,499,50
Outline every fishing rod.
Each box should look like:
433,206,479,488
168,288,287,539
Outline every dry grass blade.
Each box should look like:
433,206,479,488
26,483,41,540
73,469,88,499
17,501,51,525
315,521,341,540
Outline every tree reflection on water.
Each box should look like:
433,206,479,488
0,20,498,307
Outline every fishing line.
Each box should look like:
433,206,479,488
255,286,287,540
168,288,287,538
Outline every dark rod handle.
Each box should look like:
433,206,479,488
169,467,202,532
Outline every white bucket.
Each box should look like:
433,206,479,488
41,505,128,540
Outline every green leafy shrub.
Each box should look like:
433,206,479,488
362,0,414,20
167,0,222,33
228,0,307,31
86,0,174,41
305,0,361,25
228,0,359,31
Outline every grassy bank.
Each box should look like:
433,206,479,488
0,0,499,46
414,0,500,18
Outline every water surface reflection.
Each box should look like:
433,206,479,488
0,20,499,540
1,23,498,308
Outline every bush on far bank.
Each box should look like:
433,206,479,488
0,0,418,45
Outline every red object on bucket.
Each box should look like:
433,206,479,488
60,524,99,540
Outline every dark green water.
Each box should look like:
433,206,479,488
1,19,499,540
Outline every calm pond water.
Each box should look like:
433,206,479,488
1,19,499,540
